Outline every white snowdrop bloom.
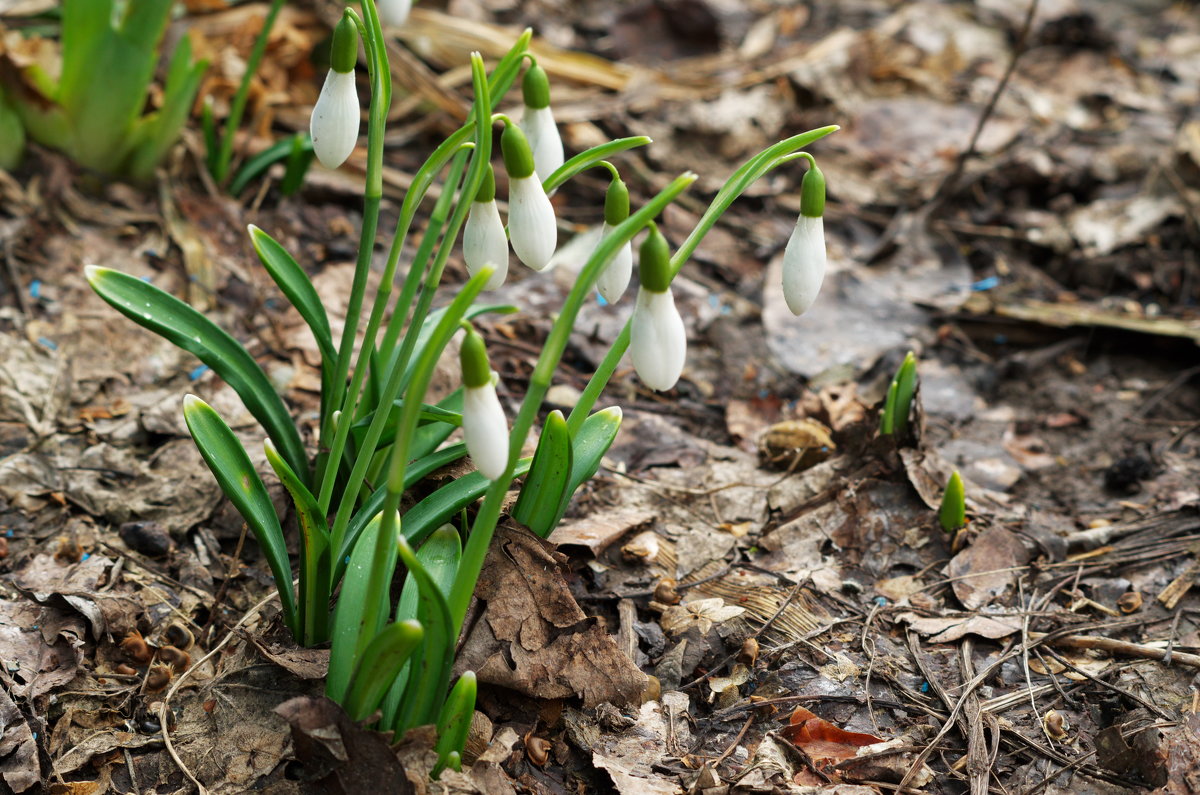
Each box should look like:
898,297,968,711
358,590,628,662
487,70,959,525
595,222,633,304
519,64,563,182
460,329,509,481
631,287,686,392
521,105,564,183
629,224,685,392
378,0,412,26
781,214,826,316
463,166,508,289
463,381,509,481
310,17,360,170
508,174,556,272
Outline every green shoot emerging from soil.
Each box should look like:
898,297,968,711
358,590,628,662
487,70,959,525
85,1,837,775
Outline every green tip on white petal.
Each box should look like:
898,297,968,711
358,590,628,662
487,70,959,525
522,64,551,109
475,163,496,203
331,13,358,74
604,177,629,226
460,329,492,388
637,223,672,293
800,160,826,218
501,122,536,180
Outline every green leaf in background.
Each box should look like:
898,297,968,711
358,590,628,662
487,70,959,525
344,619,424,722
265,439,331,646
182,396,296,634
230,134,315,196
542,136,652,194
512,410,572,537
86,266,309,483
124,36,209,181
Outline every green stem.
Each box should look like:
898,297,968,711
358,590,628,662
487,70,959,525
210,0,286,183
565,124,840,436
447,173,699,631
317,1,391,504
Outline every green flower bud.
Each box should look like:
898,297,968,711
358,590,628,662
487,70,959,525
475,163,496,203
637,223,671,293
522,64,551,110
604,177,629,227
460,329,491,388
800,160,825,218
331,13,358,75
501,122,536,180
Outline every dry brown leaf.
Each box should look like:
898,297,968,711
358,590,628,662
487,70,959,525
948,526,1031,609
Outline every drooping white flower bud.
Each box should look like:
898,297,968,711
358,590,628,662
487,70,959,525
463,165,509,290
378,0,412,26
310,15,360,169
781,157,827,316
460,330,509,481
502,123,556,271
595,176,632,303
519,64,563,182
629,224,686,392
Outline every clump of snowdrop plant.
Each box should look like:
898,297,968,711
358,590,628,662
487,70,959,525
781,154,826,316
86,0,838,778
520,63,565,182
310,15,361,169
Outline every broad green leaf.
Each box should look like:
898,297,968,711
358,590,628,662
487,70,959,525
327,511,398,703
432,672,476,779
392,535,454,732
265,439,330,646
400,458,531,550
336,442,470,581
182,396,296,634
125,39,208,181
511,410,571,537
380,525,461,729
344,620,423,721
86,266,308,482
545,406,622,534
248,225,336,384
542,137,653,194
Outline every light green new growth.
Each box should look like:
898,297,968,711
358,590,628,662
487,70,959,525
940,471,966,533
880,351,918,437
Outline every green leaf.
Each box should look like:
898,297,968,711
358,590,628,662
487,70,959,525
327,511,398,703
545,406,622,534
248,225,336,385
401,458,531,550
350,399,463,451
124,38,208,181
411,389,465,460
892,351,918,439
281,134,315,196
392,535,455,732
86,266,309,483
182,396,296,634
432,672,476,779
335,442,470,582
384,303,518,393
880,378,899,435
939,470,966,533
343,619,424,721
512,410,571,537
265,439,330,646
542,136,652,194
230,134,314,196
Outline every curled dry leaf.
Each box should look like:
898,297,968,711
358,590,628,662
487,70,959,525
780,706,883,767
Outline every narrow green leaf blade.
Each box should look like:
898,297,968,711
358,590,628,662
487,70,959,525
432,672,476,778
542,136,653,194
265,439,330,646
392,536,454,732
86,266,308,482
892,351,918,439
400,458,531,550
182,396,296,633
512,410,572,536
344,619,424,721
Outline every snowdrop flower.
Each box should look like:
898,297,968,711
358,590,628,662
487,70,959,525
463,165,508,289
460,329,509,481
595,175,633,304
781,156,826,316
310,14,360,169
378,0,412,26
519,64,563,183
502,122,556,271
630,223,686,391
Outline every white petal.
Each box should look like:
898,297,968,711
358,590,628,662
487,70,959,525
464,200,509,290
520,105,564,183
463,383,509,481
508,175,557,272
595,222,633,304
630,287,686,392
781,215,826,316
378,0,412,26
310,69,359,169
